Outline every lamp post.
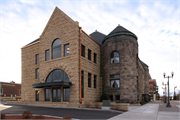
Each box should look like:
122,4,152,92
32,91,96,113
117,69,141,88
162,82,167,103
163,71,174,107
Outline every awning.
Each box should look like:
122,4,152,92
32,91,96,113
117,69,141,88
32,81,72,88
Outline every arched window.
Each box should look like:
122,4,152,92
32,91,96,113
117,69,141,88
110,51,119,63
46,69,69,82
52,38,61,59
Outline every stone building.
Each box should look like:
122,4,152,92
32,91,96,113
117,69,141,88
21,7,151,106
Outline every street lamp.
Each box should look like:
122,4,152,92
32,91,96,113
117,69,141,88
163,71,174,107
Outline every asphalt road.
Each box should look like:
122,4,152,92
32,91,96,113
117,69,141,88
1,104,121,119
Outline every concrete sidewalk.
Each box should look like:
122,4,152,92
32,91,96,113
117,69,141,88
108,102,180,120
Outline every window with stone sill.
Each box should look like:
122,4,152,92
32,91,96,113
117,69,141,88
52,38,61,59
110,51,119,63
110,74,120,88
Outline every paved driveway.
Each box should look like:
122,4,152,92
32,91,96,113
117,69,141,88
1,104,121,119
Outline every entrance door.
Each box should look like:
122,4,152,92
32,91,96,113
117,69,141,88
52,88,61,102
35,91,39,101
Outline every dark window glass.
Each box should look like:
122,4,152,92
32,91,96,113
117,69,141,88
36,54,39,64
88,73,91,87
115,95,120,103
110,80,120,88
94,53,97,63
110,51,119,63
52,88,61,102
45,50,49,61
36,68,39,79
88,49,91,60
45,88,50,101
1,88,3,94
109,95,113,102
46,69,69,82
52,39,61,59
64,44,69,56
81,44,85,57
94,75,97,88
63,87,70,101
19,90,21,95
110,75,120,78
81,70,84,98
36,91,39,101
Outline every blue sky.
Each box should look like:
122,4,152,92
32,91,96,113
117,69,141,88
0,0,179,96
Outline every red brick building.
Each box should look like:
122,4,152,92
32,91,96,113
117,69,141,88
0,81,21,98
149,79,159,101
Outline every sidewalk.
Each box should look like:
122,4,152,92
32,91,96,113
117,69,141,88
108,101,180,120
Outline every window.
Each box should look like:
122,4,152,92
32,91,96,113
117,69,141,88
36,90,39,101
45,89,50,101
19,90,21,96
45,50,50,61
115,95,120,103
46,69,69,82
110,74,120,88
63,87,70,101
88,49,91,60
81,70,84,98
52,88,61,102
110,80,120,88
36,54,39,64
88,73,91,87
150,85,152,91
64,44,69,56
36,68,39,79
94,75,97,88
94,53,97,63
0,88,3,95
110,51,119,63
81,44,85,57
52,38,61,59
110,75,120,78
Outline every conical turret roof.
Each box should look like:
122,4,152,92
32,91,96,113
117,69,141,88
102,25,137,44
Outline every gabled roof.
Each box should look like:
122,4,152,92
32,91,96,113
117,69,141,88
25,38,39,47
102,25,137,44
89,30,106,46
140,60,149,67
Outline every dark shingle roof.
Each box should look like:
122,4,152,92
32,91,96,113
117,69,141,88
102,25,137,44
90,30,106,46
140,60,149,67
25,38,39,47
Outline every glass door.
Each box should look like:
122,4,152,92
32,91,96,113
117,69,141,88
52,88,61,102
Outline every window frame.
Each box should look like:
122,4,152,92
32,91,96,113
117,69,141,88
88,49,91,60
88,73,91,87
0,88,3,95
94,75,97,88
110,51,120,63
52,38,62,59
81,44,85,57
94,53,97,63
64,43,70,57
36,68,39,79
110,74,120,89
45,49,50,61
45,88,50,101
36,54,39,64
63,87,70,102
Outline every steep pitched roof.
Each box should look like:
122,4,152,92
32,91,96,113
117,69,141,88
102,25,137,44
89,30,106,46
140,60,149,67
24,38,39,47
